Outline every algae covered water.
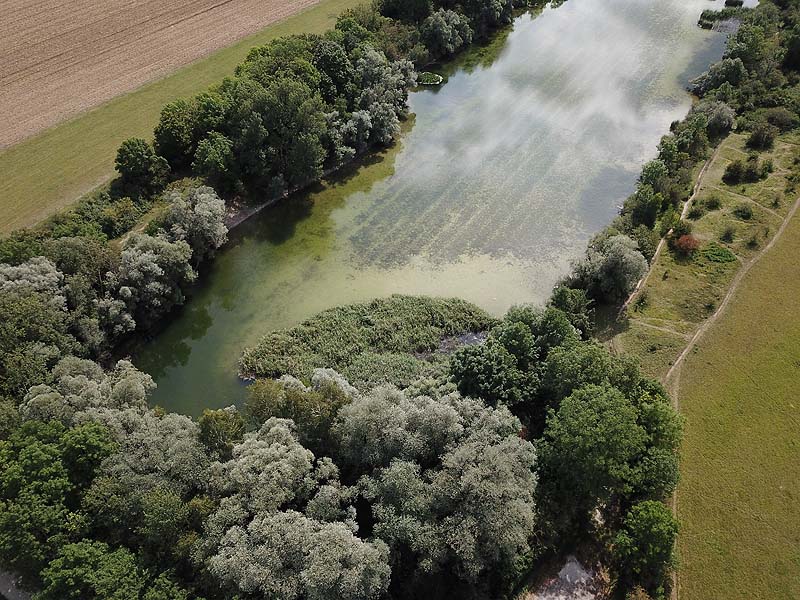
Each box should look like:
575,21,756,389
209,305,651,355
136,0,732,415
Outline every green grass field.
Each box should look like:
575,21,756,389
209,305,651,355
675,203,800,600
0,0,362,235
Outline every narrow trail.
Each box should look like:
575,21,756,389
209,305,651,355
631,320,691,338
711,185,784,220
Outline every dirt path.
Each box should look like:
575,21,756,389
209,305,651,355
0,0,322,148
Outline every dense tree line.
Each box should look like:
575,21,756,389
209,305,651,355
0,293,680,600
0,185,228,400
121,0,551,200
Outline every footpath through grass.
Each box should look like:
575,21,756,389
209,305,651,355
609,132,800,598
0,0,362,235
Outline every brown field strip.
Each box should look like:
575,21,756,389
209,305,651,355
0,0,323,147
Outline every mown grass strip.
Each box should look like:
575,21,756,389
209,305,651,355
0,0,363,235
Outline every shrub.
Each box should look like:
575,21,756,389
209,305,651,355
673,234,700,257
733,203,753,220
764,106,799,131
630,225,660,263
720,225,736,242
626,587,653,600
747,121,779,149
723,159,745,184
703,194,721,210
671,219,692,238
100,197,141,238
725,154,768,184
658,208,680,237
687,205,705,220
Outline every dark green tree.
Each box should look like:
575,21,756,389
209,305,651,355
613,501,678,597
114,138,170,197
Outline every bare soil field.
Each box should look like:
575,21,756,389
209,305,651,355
0,0,322,148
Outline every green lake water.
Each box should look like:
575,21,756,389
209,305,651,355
136,0,735,415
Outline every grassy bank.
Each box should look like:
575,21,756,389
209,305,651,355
0,0,362,235
610,132,798,379
675,199,800,599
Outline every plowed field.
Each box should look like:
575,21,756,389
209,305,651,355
0,0,320,148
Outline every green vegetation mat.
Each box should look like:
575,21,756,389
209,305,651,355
239,295,495,388
676,205,800,599
0,0,362,235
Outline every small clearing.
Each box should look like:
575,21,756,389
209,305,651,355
524,555,606,600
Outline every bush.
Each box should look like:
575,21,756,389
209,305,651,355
724,154,768,184
723,159,745,184
686,205,705,220
764,106,799,131
733,203,753,220
100,197,141,238
702,242,737,263
671,219,692,239
703,195,721,210
747,121,779,149
720,225,736,242
629,225,660,263
114,138,170,197
673,234,700,257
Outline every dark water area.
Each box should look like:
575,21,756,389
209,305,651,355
136,0,732,415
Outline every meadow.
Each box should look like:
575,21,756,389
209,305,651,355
675,197,800,599
611,132,799,379
609,130,800,598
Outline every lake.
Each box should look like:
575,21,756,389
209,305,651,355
135,0,735,415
